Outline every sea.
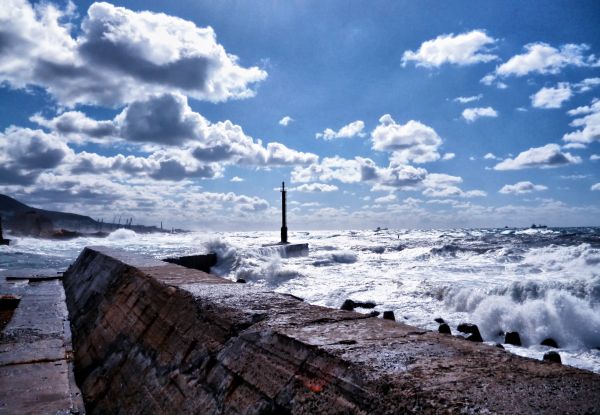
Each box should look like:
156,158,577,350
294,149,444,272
1,226,599,373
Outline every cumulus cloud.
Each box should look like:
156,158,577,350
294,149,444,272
574,77,600,93
0,127,72,184
316,120,365,140
591,154,600,161
0,0,267,107
483,152,499,160
371,114,442,163
531,83,573,109
402,30,497,68
230,176,244,182
482,42,599,85
592,183,600,191
563,99,600,145
291,183,338,193
34,93,318,167
442,152,455,160
462,106,498,122
493,144,581,170
499,181,548,194
278,116,294,126
454,94,483,104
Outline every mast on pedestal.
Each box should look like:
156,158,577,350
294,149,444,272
280,181,288,244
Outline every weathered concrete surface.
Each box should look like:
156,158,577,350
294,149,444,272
0,272,85,414
64,246,600,414
163,253,218,273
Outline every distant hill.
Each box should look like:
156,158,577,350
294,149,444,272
0,194,98,231
0,194,183,235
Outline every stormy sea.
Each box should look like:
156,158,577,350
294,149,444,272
1,226,599,373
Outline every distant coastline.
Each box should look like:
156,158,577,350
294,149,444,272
0,193,186,240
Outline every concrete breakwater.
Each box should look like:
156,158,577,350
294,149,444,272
63,246,600,414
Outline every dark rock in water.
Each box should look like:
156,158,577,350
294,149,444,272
438,323,451,334
505,331,522,346
236,279,246,284
495,343,505,349
434,317,445,324
340,299,376,311
382,311,395,321
340,299,355,311
368,311,380,317
541,338,558,348
543,351,562,364
457,323,483,342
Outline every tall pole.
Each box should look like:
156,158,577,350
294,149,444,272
280,181,288,244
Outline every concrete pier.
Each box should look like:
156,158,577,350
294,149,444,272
61,246,600,414
0,271,84,414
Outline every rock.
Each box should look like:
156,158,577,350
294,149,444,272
495,343,505,349
340,299,355,311
457,323,483,342
340,299,376,311
368,311,380,317
434,317,445,324
382,311,395,321
541,338,558,348
543,351,562,364
438,323,451,334
236,279,246,284
505,332,521,346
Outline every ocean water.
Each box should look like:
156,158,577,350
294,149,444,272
1,227,599,373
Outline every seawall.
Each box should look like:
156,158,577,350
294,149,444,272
63,246,600,414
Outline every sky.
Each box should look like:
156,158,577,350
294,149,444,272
0,0,599,230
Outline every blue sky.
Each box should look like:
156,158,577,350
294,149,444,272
0,0,599,230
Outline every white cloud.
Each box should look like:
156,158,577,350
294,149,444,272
34,93,318,167
560,174,591,180
531,83,573,109
279,116,294,126
574,77,600,93
316,120,365,140
371,114,442,163
454,94,483,104
483,152,498,160
592,183,600,191
499,181,548,194
442,152,455,160
230,176,244,182
462,106,498,122
494,144,582,170
591,154,600,161
402,30,497,68
374,194,397,204
489,43,598,81
291,183,338,193
563,99,600,145
0,0,267,107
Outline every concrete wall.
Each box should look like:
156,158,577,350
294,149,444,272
63,246,600,414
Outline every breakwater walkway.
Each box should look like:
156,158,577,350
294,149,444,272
59,246,599,414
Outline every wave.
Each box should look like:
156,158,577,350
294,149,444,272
312,250,358,266
106,228,137,241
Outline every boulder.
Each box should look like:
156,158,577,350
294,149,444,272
340,299,376,311
457,323,483,342
382,311,395,321
438,323,451,335
541,338,558,348
495,343,505,349
236,279,246,284
505,332,521,346
543,351,562,364
434,317,445,324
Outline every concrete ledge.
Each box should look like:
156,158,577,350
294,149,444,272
63,246,600,414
